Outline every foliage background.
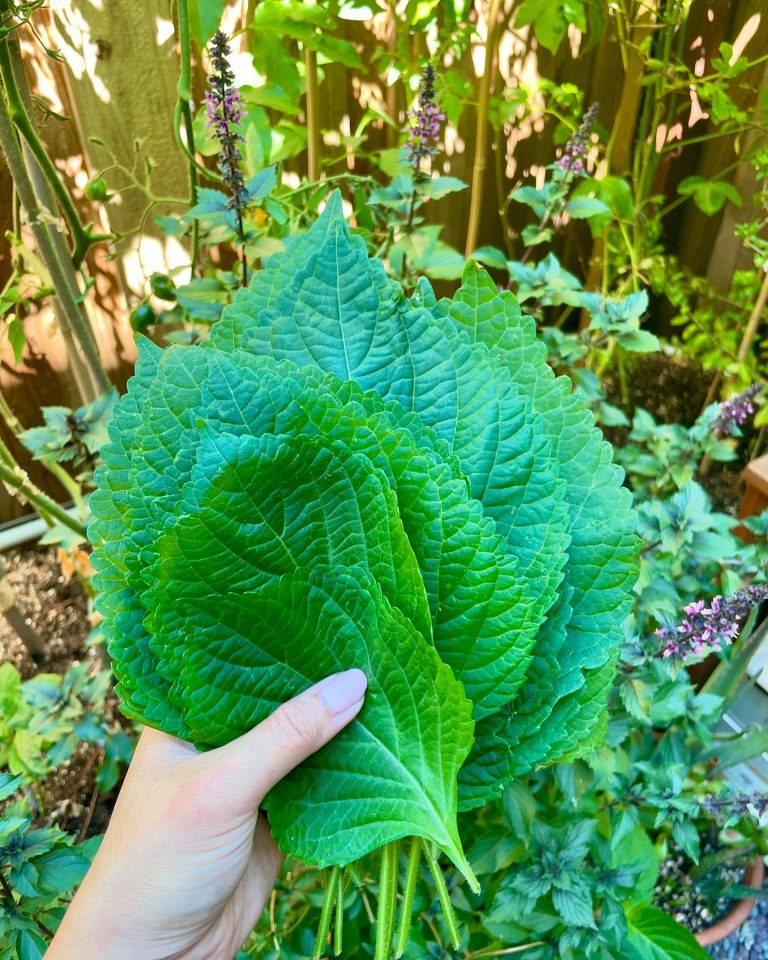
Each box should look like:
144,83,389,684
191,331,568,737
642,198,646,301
1,0,767,521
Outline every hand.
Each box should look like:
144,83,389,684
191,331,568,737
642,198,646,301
47,669,368,960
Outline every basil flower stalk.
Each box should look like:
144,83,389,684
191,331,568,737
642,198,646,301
205,29,249,284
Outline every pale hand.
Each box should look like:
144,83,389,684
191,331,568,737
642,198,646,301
46,669,368,960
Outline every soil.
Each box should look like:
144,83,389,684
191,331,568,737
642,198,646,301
0,545,94,678
655,842,746,933
0,544,123,839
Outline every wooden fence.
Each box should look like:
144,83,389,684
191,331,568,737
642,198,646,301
1,0,766,521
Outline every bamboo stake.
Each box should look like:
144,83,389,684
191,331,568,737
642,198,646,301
0,37,111,401
464,0,503,257
0,557,45,660
304,44,321,182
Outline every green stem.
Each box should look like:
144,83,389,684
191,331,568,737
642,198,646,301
174,0,200,275
0,458,87,538
334,866,344,957
703,725,768,769
180,100,200,275
175,0,193,102
0,39,108,267
464,0,502,257
395,837,422,958
424,844,461,951
313,865,340,959
0,49,109,401
375,841,399,960
0,421,85,517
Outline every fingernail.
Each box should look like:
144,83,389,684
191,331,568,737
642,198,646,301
319,669,368,714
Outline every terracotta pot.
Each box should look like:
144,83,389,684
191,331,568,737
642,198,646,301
694,856,765,946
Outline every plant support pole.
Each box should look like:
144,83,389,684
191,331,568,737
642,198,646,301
174,0,201,275
6,34,104,401
0,38,111,401
0,38,107,267
464,0,502,257
304,42,321,181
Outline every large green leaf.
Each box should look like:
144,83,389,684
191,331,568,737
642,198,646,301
438,262,638,777
154,563,475,879
208,192,571,632
625,904,711,960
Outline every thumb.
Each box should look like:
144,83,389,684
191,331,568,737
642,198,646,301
208,668,368,813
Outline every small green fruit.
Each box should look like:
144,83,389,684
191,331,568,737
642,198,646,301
84,177,109,202
129,303,155,332
150,273,177,302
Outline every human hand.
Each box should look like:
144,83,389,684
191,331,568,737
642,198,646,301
46,668,368,960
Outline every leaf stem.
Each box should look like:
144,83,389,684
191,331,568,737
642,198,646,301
424,843,461,950
375,840,399,960
395,836,421,957
313,865,340,959
468,943,546,959
0,457,87,539
333,865,344,956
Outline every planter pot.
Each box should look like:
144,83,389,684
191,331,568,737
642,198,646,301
695,856,765,946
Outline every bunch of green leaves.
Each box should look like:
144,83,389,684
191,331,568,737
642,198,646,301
615,406,740,498
0,662,133,797
505,169,611,253
91,194,637,955
663,266,768,391
366,171,468,285
468,249,659,426
513,0,606,54
0,773,97,960
632,483,768,634
162,167,285,329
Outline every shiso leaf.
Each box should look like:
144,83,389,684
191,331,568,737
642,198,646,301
208,192,571,632
153,562,477,885
89,341,189,739
109,344,542,721
436,262,638,779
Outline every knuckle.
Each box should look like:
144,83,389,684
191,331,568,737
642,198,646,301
271,699,324,750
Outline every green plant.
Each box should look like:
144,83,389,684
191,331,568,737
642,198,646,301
0,662,133,798
90,194,638,957
0,772,98,960
616,407,739,498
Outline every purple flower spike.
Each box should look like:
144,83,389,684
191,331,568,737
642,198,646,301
405,64,445,173
657,585,768,661
712,384,763,436
702,792,768,823
557,102,598,176
206,30,248,219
